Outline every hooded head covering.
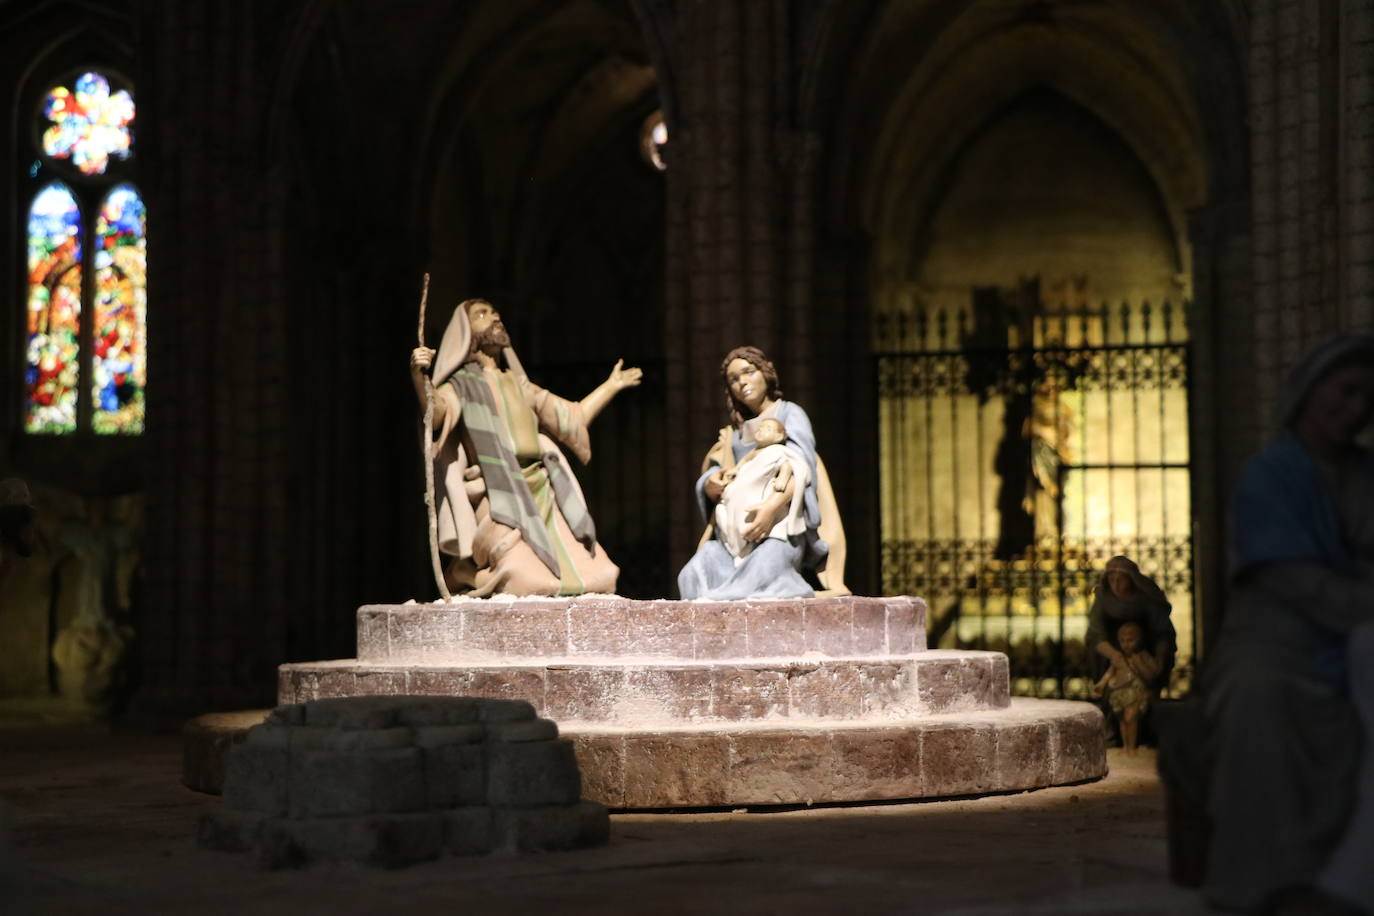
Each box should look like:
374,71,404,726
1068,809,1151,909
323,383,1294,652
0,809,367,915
1094,555,1171,622
1276,332,1374,430
432,298,526,388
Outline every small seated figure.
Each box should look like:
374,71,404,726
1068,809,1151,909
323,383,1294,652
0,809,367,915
712,418,810,564
1092,621,1161,753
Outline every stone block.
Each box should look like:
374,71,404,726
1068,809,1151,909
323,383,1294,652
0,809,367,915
691,601,748,658
571,733,626,809
443,806,496,855
831,728,922,801
486,740,581,807
711,667,787,719
545,667,624,722
356,608,391,662
395,697,483,726
994,722,1052,790
466,670,545,713
197,809,265,852
289,747,425,818
625,601,695,657
276,669,296,704
314,668,358,701
293,671,323,703
623,666,713,720
567,597,629,656
495,802,609,852
728,731,834,805
465,603,568,657
354,669,407,697
304,696,402,729
422,743,486,807
489,719,559,743
990,655,1011,707
223,743,289,816
917,658,964,712
407,668,471,697
413,724,485,748
265,704,305,727
243,724,289,750
388,608,428,663
858,662,915,716
886,599,920,655
1051,707,1107,785
851,598,887,655
261,813,444,869
623,734,730,807
786,663,863,718
745,601,805,656
288,726,413,753
423,610,464,662
803,597,853,656
921,724,994,797
960,657,994,708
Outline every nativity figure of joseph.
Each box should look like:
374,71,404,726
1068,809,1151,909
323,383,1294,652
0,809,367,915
409,299,641,596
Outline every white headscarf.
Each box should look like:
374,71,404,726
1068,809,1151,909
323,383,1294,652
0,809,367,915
431,298,527,387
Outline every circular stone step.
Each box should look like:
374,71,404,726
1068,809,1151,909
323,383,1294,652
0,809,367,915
183,699,1105,807
358,596,926,665
566,699,1106,808
278,650,1011,725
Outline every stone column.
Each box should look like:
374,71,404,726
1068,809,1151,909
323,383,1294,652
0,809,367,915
637,0,875,586
1340,0,1374,328
135,0,293,713
1187,200,1252,661
1247,0,1365,431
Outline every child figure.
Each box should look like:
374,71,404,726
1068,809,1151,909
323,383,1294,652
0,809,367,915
1092,620,1161,753
713,418,810,564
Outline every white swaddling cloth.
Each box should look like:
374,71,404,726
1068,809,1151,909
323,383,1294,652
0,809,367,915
714,443,811,564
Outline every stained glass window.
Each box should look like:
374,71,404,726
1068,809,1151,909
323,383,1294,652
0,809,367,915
25,183,83,433
92,185,147,434
41,72,135,177
21,69,145,437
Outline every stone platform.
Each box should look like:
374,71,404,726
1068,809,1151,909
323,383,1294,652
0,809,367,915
273,596,1106,808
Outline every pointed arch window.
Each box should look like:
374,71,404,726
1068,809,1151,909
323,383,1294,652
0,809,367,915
22,70,145,435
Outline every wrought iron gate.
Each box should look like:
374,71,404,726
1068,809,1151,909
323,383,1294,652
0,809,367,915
876,291,1194,699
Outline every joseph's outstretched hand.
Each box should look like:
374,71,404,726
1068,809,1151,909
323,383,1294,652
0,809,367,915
608,359,643,390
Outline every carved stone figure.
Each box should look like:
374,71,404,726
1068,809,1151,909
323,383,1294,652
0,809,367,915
1085,555,1175,692
1091,620,1159,753
410,299,641,596
1198,333,1374,912
677,346,846,600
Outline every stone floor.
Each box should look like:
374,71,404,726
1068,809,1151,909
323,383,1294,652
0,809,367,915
0,721,1209,915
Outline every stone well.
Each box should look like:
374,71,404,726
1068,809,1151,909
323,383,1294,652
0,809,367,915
275,596,1106,808
200,695,607,867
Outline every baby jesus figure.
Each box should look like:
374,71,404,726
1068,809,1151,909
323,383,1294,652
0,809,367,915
713,417,811,565
1091,620,1161,753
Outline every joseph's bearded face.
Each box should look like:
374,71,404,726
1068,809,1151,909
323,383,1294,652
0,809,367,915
467,301,511,354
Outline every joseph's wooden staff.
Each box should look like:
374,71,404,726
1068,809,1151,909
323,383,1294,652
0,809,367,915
418,273,452,600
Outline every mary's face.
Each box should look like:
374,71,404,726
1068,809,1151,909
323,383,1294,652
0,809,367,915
1301,364,1374,449
726,358,768,415
1107,569,1134,599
